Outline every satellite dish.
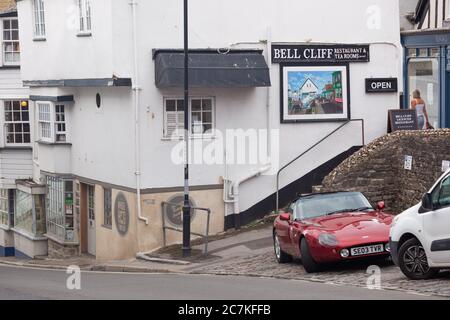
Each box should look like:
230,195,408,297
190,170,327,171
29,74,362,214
164,194,196,227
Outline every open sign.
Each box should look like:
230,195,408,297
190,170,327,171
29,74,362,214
366,78,398,93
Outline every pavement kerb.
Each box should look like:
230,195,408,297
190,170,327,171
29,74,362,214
0,260,184,274
0,260,77,271
136,253,192,266
89,264,182,273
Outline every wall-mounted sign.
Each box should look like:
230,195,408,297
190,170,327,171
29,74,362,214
442,160,450,172
366,78,398,93
281,65,350,123
272,44,370,64
114,192,130,236
388,109,418,133
66,230,74,242
404,155,413,171
164,194,196,227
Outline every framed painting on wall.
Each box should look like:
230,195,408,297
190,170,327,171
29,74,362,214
280,64,350,123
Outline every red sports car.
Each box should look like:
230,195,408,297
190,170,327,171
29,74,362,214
273,192,394,273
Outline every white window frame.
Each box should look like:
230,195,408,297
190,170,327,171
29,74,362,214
54,104,67,142
163,97,215,140
33,0,46,39
46,176,76,242
446,0,450,20
37,101,69,143
163,98,185,139
37,102,52,143
78,0,92,34
0,189,10,227
3,100,31,146
1,18,20,66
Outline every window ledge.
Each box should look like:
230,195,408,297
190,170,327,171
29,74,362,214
33,37,47,42
37,140,72,146
161,135,217,142
11,227,47,241
77,31,92,37
0,224,11,231
0,65,20,70
102,224,112,230
0,146,33,150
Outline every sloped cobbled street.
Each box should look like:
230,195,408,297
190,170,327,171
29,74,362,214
189,249,450,298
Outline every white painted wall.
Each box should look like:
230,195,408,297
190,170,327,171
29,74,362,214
0,12,32,191
0,69,29,99
17,0,403,214
17,0,116,81
0,149,33,189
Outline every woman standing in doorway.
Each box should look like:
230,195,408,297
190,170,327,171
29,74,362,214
411,90,431,130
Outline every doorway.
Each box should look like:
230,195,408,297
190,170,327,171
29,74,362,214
408,56,440,129
80,183,96,256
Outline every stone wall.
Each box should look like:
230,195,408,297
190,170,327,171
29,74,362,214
322,129,450,214
48,239,79,259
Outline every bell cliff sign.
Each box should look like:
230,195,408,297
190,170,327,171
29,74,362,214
272,44,370,63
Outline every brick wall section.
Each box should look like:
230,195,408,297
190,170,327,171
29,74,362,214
321,129,450,214
0,0,15,12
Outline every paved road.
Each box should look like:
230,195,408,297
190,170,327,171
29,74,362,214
0,265,444,300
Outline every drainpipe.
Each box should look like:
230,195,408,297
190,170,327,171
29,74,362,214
265,27,272,164
226,27,273,228
130,0,148,225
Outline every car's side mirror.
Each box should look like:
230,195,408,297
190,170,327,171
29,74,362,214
376,201,385,211
421,193,434,211
279,213,291,222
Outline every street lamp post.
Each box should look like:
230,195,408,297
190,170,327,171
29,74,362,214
182,0,191,257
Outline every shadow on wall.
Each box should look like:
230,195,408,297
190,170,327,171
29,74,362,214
321,129,450,214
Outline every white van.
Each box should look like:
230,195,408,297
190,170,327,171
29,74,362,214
390,169,450,280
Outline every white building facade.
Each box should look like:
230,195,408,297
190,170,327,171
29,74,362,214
0,4,36,258
12,0,402,260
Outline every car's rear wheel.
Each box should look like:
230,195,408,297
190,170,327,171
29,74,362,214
398,238,438,280
300,238,321,273
273,232,292,263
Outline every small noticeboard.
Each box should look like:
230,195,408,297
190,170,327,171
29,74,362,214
404,155,413,171
442,160,450,172
388,109,418,133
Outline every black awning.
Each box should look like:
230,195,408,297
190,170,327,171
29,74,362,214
154,50,271,88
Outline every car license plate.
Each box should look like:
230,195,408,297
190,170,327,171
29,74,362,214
350,244,384,256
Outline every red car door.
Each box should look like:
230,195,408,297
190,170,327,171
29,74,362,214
276,212,295,255
289,221,302,257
